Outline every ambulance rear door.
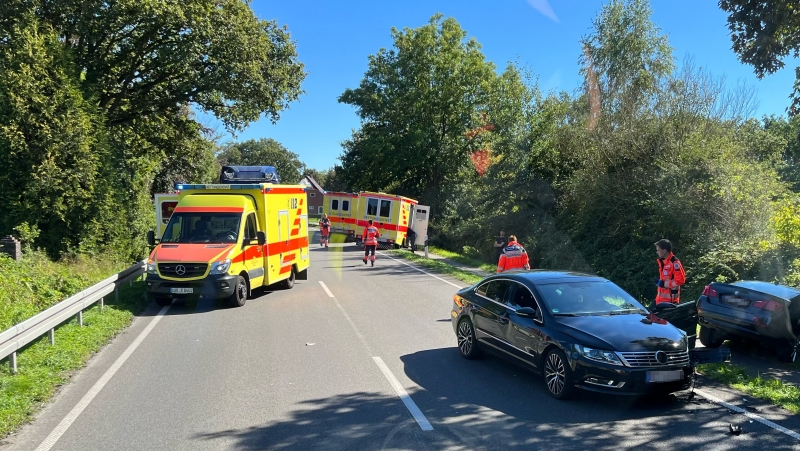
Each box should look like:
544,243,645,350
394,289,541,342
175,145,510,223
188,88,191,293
154,193,180,239
410,205,430,250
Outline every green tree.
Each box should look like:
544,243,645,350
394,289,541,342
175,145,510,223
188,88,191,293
302,168,329,189
719,0,800,115
338,14,498,215
217,138,306,184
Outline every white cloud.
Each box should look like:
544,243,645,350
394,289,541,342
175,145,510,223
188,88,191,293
527,0,560,23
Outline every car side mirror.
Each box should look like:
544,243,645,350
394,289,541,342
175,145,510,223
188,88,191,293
516,307,538,318
257,231,266,246
147,230,157,246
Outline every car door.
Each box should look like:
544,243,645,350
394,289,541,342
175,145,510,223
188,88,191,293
472,280,514,355
655,299,698,343
501,282,546,369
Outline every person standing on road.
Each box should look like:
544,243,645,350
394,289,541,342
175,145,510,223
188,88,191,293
362,219,380,266
655,239,686,304
319,214,331,248
497,235,530,273
494,229,508,264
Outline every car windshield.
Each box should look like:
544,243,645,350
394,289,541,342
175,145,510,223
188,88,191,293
536,280,647,316
161,213,241,244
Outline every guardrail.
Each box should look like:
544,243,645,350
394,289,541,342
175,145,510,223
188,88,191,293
0,260,146,374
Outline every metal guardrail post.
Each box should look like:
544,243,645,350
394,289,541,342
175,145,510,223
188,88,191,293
78,311,83,327
49,329,54,345
100,296,104,311
10,352,16,374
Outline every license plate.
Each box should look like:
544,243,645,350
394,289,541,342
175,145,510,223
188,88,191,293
646,370,684,383
170,288,193,294
722,296,750,308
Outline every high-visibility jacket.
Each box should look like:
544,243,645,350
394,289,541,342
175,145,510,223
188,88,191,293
319,218,330,236
656,253,686,304
497,241,530,273
362,226,379,246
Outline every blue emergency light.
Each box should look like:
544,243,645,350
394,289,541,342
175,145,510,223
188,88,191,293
219,165,280,184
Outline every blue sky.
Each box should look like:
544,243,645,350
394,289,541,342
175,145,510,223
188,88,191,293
197,0,800,171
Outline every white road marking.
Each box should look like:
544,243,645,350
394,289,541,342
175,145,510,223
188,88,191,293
378,252,465,289
35,305,171,451
319,280,335,298
694,389,800,440
373,356,434,431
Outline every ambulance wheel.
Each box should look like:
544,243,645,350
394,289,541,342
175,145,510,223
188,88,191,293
282,267,296,289
228,275,248,307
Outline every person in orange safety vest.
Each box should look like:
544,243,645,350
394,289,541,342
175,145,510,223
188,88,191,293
362,219,380,266
655,239,686,304
497,235,531,273
319,214,331,248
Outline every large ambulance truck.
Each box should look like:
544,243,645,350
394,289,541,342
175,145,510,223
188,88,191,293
146,166,309,307
324,191,430,250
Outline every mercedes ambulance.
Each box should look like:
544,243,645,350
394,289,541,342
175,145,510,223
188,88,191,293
146,166,309,307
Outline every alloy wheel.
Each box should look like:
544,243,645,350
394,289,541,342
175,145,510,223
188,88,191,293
545,352,566,396
458,320,473,356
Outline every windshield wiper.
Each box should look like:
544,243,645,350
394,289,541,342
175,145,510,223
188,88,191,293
608,309,646,315
552,313,579,317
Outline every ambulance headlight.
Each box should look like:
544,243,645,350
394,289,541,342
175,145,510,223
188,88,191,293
210,258,232,275
146,260,157,274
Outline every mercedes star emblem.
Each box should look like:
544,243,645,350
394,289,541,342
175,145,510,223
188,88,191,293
175,265,186,276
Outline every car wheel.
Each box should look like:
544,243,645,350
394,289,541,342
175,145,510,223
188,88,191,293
778,337,800,363
457,318,483,359
699,325,725,348
228,275,248,307
544,348,574,400
282,266,296,289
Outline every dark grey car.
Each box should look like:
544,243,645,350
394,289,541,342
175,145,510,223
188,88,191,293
697,281,800,362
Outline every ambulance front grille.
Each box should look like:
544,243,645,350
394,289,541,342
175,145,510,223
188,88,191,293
158,263,208,278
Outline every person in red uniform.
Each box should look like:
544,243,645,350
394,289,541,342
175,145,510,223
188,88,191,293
362,219,380,266
655,239,686,304
319,214,331,248
497,235,531,273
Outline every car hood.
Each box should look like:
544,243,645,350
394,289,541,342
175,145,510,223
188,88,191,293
153,243,234,263
554,313,687,352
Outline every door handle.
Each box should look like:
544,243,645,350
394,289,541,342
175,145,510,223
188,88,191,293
497,316,509,325
469,306,479,313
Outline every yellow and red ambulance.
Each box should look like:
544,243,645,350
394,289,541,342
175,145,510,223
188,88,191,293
324,191,429,249
146,167,309,307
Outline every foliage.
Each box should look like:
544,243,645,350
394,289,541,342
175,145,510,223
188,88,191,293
719,0,800,116
216,138,306,184
338,14,499,215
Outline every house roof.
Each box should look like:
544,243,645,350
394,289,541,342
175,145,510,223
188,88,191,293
299,175,324,192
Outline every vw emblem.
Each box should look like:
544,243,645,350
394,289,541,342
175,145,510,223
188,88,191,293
175,265,186,276
655,351,668,364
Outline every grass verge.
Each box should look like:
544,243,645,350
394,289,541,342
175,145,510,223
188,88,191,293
427,246,497,273
392,246,800,415
387,250,483,285
0,280,147,439
697,363,800,414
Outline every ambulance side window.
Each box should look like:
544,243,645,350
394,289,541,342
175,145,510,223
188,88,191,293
379,200,391,218
331,199,339,211
244,213,257,241
367,198,378,216
342,200,349,212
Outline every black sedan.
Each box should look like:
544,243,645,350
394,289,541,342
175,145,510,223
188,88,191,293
697,281,800,362
451,270,698,399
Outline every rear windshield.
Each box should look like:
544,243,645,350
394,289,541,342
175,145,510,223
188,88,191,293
536,280,647,315
731,281,800,300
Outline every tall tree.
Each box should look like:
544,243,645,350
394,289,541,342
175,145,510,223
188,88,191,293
338,14,498,215
719,0,800,115
217,138,306,184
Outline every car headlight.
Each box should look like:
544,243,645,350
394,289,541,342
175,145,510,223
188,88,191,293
574,345,623,366
209,258,231,275
146,260,157,274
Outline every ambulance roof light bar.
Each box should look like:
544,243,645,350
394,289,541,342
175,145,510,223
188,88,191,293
219,165,280,184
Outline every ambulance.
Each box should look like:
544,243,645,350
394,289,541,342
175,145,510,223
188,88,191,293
324,191,430,250
146,166,309,308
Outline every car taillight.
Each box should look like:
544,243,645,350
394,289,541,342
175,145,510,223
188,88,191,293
752,300,782,311
453,294,465,307
701,285,718,297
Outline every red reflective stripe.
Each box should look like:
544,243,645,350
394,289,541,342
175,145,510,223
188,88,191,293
266,236,308,256
279,265,293,274
291,228,300,236
282,254,295,263
294,218,301,225
265,188,306,194
173,206,243,213
230,245,262,264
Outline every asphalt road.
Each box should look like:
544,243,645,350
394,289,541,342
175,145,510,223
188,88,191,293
4,239,800,450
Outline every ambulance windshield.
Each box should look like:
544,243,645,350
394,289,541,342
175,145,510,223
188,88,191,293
162,213,242,244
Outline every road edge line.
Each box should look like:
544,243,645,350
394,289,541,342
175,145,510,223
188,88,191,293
378,252,464,289
694,388,800,440
372,356,433,431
